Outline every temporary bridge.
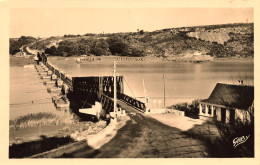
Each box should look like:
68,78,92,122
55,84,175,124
39,52,146,115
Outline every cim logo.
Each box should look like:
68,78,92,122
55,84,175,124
233,135,250,148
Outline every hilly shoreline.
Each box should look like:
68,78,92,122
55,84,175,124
10,23,254,61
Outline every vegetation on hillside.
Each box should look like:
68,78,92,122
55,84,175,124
44,35,145,57
9,36,36,55
10,23,254,58
29,36,60,51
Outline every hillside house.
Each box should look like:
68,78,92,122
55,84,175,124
199,83,254,124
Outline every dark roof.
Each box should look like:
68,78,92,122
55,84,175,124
201,83,254,110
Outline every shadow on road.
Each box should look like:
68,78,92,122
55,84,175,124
65,112,213,158
183,120,254,157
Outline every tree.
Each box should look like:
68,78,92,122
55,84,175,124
107,36,129,56
45,46,58,56
9,36,36,55
139,29,144,34
91,39,110,56
130,47,145,57
9,39,21,55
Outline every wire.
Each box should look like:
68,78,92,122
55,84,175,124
123,77,136,99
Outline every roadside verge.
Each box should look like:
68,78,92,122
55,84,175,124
29,116,129,158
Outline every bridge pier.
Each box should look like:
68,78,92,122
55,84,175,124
47,70,53,76
62,84,69,95
51,74,58,81
56,79,63,88
36,52,147,120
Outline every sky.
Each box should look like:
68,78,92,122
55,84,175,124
10,8,253,38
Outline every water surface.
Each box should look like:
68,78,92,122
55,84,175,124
10,67,69,120
50,58,254,108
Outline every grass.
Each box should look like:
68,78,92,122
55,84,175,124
215,118,254,157
9,112,70,129
170,100,254,157
167,99,200,119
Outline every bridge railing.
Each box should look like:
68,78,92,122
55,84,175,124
44,59,73,88
100,94,115,113
39,53,146,113
60,72,73,87
118,93,146,112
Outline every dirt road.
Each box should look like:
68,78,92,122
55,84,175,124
61,101,212,158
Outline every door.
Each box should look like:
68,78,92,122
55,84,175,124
230,109,235,125
221,108,226,123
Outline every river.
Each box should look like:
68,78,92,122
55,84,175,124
9,66,71,120
49,57,254,109
10,58,254,118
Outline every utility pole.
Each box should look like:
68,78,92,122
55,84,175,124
143,79,147,111
114,60,117,121
163,74,166,108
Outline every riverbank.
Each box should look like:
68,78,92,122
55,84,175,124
9,111,131,158
9,112,107,145
9,112,107,158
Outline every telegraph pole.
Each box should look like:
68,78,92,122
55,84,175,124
163,74,166,108
114,60,117,121
143,79,147,110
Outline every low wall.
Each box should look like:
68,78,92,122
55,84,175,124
199,115,215,122
166,109,185,116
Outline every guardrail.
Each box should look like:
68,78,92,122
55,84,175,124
39,52,146,113
44,60,73,88
118,93,146,112
100,94,115,113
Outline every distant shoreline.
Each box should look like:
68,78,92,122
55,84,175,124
9,54,253,67
50,55,254,63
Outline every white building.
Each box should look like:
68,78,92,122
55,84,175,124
199,83,254,125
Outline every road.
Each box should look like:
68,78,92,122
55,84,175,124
61,101,211,158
